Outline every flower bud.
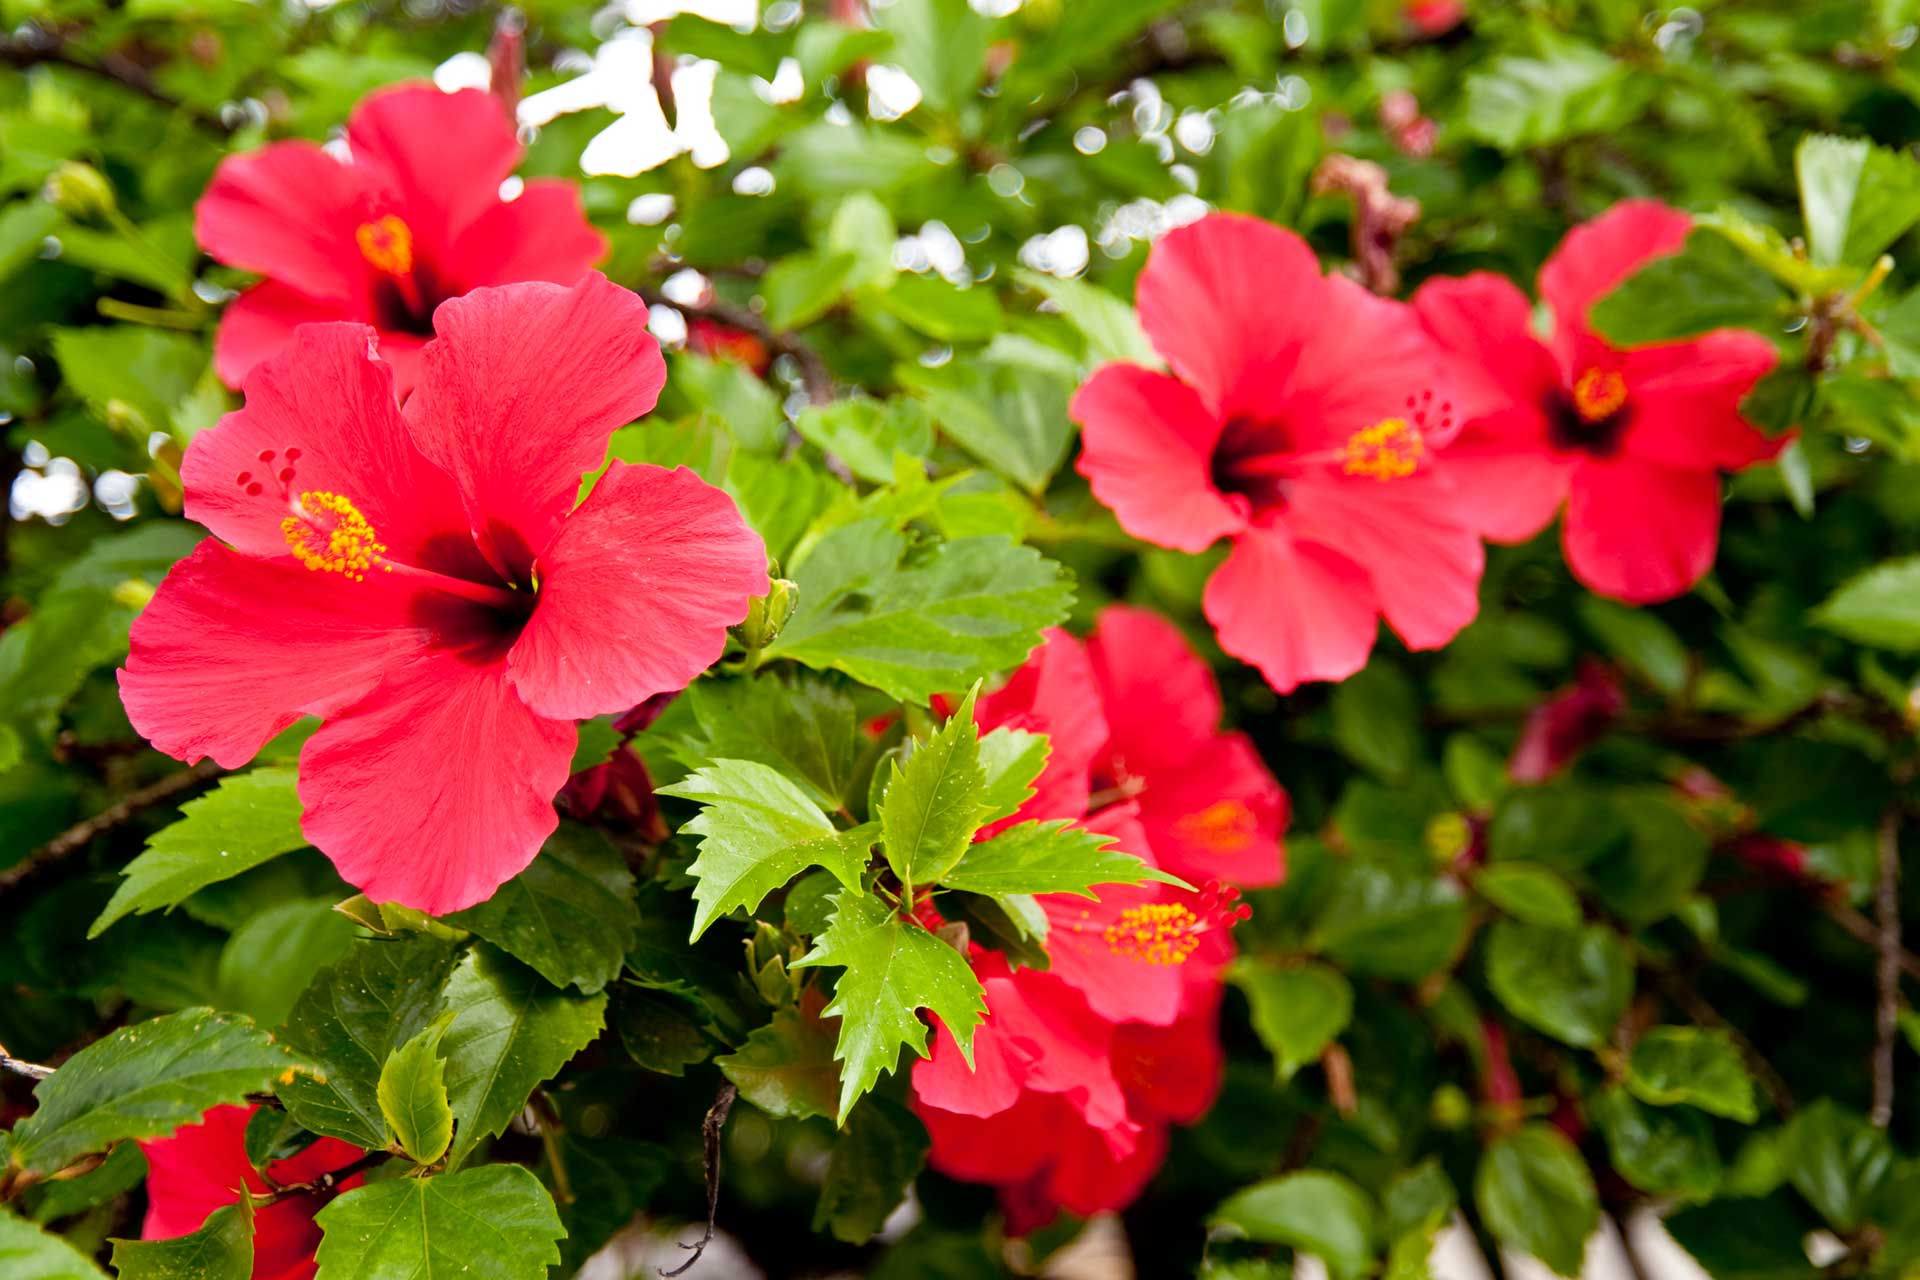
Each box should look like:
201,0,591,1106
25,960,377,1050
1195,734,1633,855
44,162,116,220
730,577,798,652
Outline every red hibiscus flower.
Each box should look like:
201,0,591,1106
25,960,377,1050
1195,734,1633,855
138,1104,364,1280
685,317,773,374
119,274,768,912
1072,213,1487,693
1404,0,1465,37
1413,200,1781,603
196,82,606,396
1508,659,1626,782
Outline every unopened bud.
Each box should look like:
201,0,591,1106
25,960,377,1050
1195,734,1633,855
730,577,798,652
44,162,116,220
111,578,156,610
1431,1083,1472,1130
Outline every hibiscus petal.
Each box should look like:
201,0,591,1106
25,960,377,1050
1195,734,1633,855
195,142,367,302
1412,271,1562,418
509,463,767,720
1437,414,1576,544
211,281,354,392
345,84,521,246
1113,989,1225,1124
404,274,665,572
1134,735,1287,890
187,322,477,573
119,542,422,770
1622,330,1782,470
449,179,608,293
1203,528,1379,693
1086,605,1221,776
1134,213,1322,412
1043,1111,1164,1219
1539,199,1691,356
975,628,1106,831
1285,473,1484,652
1563,457,1723,604
297,648,575,913
1071,363,1244,554
1040,808,1190,1027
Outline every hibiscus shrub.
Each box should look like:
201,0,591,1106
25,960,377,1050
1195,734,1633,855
7,1,1920,1277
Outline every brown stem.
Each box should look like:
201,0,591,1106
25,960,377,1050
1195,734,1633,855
1824,899,1920,983
636,286,834,406
0,1048,54,1082
1873,806,1902,1128
0,29,228,132
0,759,222,897
661,1082,736,1277
255,1149,388,1206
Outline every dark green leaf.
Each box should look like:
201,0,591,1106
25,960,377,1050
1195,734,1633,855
717,1005,841,1121
879,687,985,892
1812,555,1920,650
445,825,638,993
1627,1027,1759,1122
1473,863,1582,928
1485,921,1633,1049
109,1198,251,1280
1231,961,1354,1082
1591,1086,1722,1201
813,1094,929,1244
1213,1171,1376,1280
1474,1124,1598,1277
1781,1099,1893,1231
1589,229,1790,344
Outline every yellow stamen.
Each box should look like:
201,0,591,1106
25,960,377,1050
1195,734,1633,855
1342,417,1424,481
356,216,414,276
282,491,387,581
1171,800,1257,855
1103,902,1203,966
1572,367,1628,422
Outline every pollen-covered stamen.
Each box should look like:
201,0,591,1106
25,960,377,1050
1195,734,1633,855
1343,417,1425,481
1572,367,1628,422
1171,799,1258,854
356,216,414,277
1099,881,1252,966
282,490,388,581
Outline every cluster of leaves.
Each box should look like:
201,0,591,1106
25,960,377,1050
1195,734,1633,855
10,0,1920,1277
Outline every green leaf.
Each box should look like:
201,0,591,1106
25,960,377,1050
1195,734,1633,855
1330,661,1419,782
1475,1124,1599,1277
813,1094,929,1244
612,984,716,1076
661,354,783,453
880,688,985,892
1797,133,1920,267
1311,865,1469,981
109,1197,252,1280
0,203,60,286
717,1005,841,1121
1213,1171,1376,1280
1231,961,1354,1082
1591,1086,1722,1201
939,819,1175,897
91,768,306,937
880,275,1006,344
682,672,867,812
1461,35,1652,152
8,1009,309,1175
213,899,356,1028
0,1208,111,1279
1666,1196,1821,1280
1014,269,1159,368
1812,555,1920,650
50,326,205,440
661,760,871,940
568,718,621,775
438,945,608,1165
897,336,1079,493
1589,229,1790,344
1780,1099,1893,1231
1578,597,1687,696
1487,784,1626,871
974,728,1050,825
277,936,461,1151
1473,863,1583,928
764,250,858,330
1626,1026,1759,1122
312,1164,563,1280
770,520,1073,704
824,193,898,292
377,1017,455,1166
794,890,987,1122
873,0,991,115
1485,921,1633,1049
795,398,933,485
444,825,638,993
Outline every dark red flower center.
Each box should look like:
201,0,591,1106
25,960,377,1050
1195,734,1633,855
1545,367,1632,456
356,216,447,337
1210,392,1450,510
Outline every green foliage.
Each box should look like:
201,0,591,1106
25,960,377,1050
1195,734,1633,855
878,686,986,894
0,1210,110,1279
376,1017,455,1165
1475,1125,1600,1278
1213,1171,1376,1280
108,1199,251,1280
444,825,638,992
312,1164,564,1280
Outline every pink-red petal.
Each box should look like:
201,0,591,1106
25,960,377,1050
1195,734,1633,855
1562,458,1723,603
1540,199,1692,361
211,281,355,393
1436,414,1576,544
1203,527,1380,693
1071,363,1243,554
1412,271,1561,416
449,179,608,294
509,463,767,721
297,648,575,913
1134,734,1287,890
1086,604,1221,774
345,84,521,249
195,141,367,303
975,628,1107,831
1621,330,1781,471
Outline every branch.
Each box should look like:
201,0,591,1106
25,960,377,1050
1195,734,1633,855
0,28,229,132
0,759,221,897
636,287,834,406
660,1081,736,1278
255,1149,387,1206
1873,805,1902,1128
0,1048,54,1082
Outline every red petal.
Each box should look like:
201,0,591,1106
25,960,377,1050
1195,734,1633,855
1203,527,1379,693
1040,807,1189,1026
345,84,520,247
186,323,476,573
974,628,1106,831
211,281,352,392
1437,415,1575,544
1071,363,1244,553
195,142,367,302
1540,199,1691,357
1563,457,1722,603
1086,605,1221,776
120,542,421,769
1134,735,1287,890
1622,330,1781,470
1134,213,1322,412
297,648,575,913
448,179,608,293
1114,989,1225,1124
404,275,664,573
1413,271,1561,417
509,463,766,720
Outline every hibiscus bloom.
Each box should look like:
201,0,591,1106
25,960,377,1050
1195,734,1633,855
119,274,768,912
1413,200,1781,603
1507,659,1626,783
139,1104,364,1280
1072,213,1487,693
196,82,606,394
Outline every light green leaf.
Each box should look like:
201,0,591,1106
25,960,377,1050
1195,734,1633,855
940,819,1176,897
1475,1124,1599,1277
0,1208,111,1279
109,1197,252,1279
214,898,356,1028
975,727,1050,825
769,519,1073,704
1473,863,1583,928
445,825,638,993
1485,920,1633,1049
897,336,1079,493
880,274,1005,344
8,1009,309,1175
825,193,899,292
377,1017,455,1166
1626,1026,1759,1122
1213,1171,1376,1280
0,202,60,286
312,1164,562,1280
1589,229,1790,344
1797,133,1920,267
879,687,985,893
873,0,991,114
661,760,871,940
1462,35,1652,152
438,945,608,1165
1014,269,1159,368
764,250,858,330
1812,555,1920,650
91,768,306,938
794,398,934,485
1231,962,1354,1082
794,890,987,1122
49,326,205,439
717,1005,841,1122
